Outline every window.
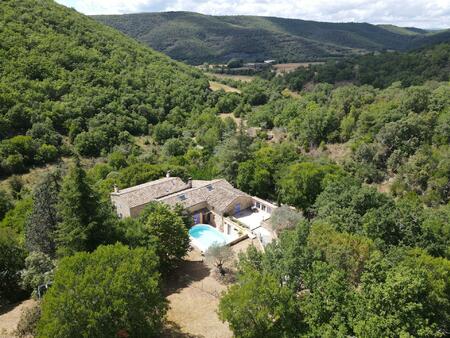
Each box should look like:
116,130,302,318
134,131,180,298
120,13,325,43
262,205,266,211
178,194,187,201
255,202,261,209
206,184,213,191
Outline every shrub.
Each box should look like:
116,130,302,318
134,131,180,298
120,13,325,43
15,301,41,338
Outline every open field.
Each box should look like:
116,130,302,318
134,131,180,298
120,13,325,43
163,249,232,338
207,73,255,82
209,81,241,93
274,62,325,74
219,113,243,127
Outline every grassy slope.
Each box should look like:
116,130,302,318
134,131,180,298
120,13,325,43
93,11,448,64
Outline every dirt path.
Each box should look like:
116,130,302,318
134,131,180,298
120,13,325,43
0,299,36,337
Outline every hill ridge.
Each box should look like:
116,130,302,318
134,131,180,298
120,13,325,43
93,11,450,64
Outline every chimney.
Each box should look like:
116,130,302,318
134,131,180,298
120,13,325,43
166,171,171,178
113,185,119,193
187,177,192,189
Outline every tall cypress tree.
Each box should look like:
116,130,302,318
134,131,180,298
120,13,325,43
56,158,112,257
25,171,61,257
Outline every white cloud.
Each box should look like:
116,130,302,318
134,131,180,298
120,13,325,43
56,0,450,28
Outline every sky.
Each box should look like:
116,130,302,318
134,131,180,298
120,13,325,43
55,0,450,29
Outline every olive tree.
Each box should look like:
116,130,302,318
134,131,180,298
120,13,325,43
205,243,234,276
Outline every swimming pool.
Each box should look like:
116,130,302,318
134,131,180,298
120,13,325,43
189,224,234,252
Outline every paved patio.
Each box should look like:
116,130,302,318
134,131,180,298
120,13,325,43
233,208,270,230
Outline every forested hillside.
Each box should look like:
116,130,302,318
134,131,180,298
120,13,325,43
0,0,210,177
94,11,450,64
1,0,449,337
284,43,450,89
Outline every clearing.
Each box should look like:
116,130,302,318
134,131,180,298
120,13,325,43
207,73,254,83
163,240,259,338
209,81,241,93
0,157,102,191
162,249,231,338
274,62,325,74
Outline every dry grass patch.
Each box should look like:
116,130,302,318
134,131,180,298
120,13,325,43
209,81,241,93
324,143,351,164
274,62,325,74
0,299,37,337
207,73,254,83
163,249,232,338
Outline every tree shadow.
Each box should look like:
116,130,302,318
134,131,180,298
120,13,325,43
164,259,211,296
161,321,205,338
0,302,19,316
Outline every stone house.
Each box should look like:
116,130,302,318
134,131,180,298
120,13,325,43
110,174,277,236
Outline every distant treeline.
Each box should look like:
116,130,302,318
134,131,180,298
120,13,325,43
284,43,450,90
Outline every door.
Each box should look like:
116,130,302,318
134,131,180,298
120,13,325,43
234,203,241,215
193,213,201,224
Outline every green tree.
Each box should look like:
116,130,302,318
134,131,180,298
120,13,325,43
307,222,375,285
0,228,26,307
219,268,303,337
216,132,252,183
131,202,190,273
314,176,391,234
153,121,179,145
205,243,234,276
301,262,353,337
0,197,33,237
108,151,128,170
37,244,167,338
25,171,61,256
353,249,450,337
56,159,116,256
278,162,339,210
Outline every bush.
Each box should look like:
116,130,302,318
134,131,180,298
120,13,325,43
35,144,58,164
20,252,55,297
0,228,27,308
270,206,304,233
0,189,12,220
162,138,188,157
15,301,41,338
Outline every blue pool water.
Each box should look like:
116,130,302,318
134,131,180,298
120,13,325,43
189,224,232,252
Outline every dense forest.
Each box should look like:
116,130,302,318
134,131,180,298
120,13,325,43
0,0,449,337
94,11,450,64
0,0,211,177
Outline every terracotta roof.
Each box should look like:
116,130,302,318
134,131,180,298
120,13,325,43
111,177,251,215
158,179,250,214
111,177,188,208
207,185,249,214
